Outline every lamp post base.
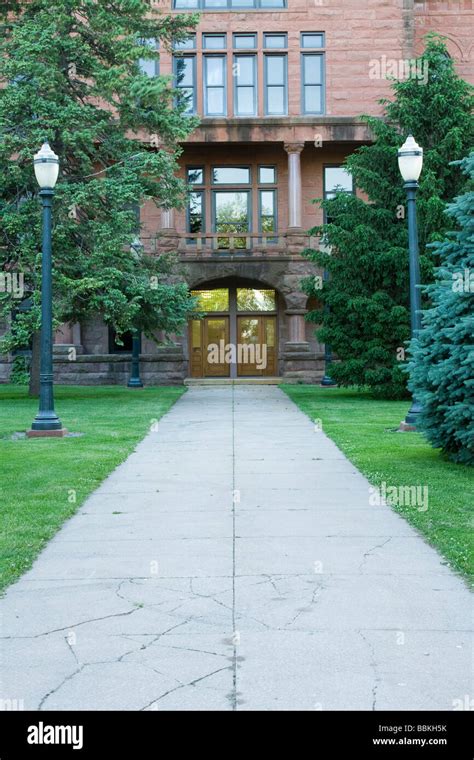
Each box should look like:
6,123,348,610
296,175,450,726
321,375,336,387
127,378,144,388
30,410,63,431
399,399,423,432
27,428,68,438
398,421,417,433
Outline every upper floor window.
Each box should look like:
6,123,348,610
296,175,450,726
234,55,257,116
204,55,227,115
264,33,287,49
264,53,287,115
138,38,159,77
203,33,226,49
173,0,286,7
301,33,325,114
173,35,196,50
233,34,257,50
185,165,278,248
212,167,250,184
324,166,354,199
173,55,197,114
323,166,354,224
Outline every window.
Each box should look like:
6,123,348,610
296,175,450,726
191,289,230,312
258,166,276,183
324,166,354,199
234,55,257,116
187,167,204,185
203,34,226,49
301,33,325,48
264,54,287,115
213,191,250,248
301,33,325,114
264,33,287,49
188,192,205,236
323,166,354,225
185,165,278,249
204,56,227,116
212,166,250,184
174,0,286,7
301,54,324,114
259,189,277,239
173,35,196,50
138,38,158,77
233,34,257,49
237,289,276,311
173,56,196,114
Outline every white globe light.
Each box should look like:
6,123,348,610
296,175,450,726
398,135,423,183
33,142,59,189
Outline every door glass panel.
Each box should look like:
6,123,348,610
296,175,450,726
265,318,275,347
207,318,227,344
191,320,201,347
191,289,229,312
239,318,259,343
237,289,276,311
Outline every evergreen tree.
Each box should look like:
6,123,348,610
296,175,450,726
0,0,199,391
408,153,474,465
304,36,473,399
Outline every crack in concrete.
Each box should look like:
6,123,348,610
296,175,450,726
117,621,187,663
359,538,392,574
359,630,380,711
140,666,232,711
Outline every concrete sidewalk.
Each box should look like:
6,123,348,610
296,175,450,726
1,387,472,710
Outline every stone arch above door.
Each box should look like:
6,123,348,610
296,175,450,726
181,259,312,311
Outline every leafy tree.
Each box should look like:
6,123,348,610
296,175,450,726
0,0,199,393
408,153,474,465
303,36,473,399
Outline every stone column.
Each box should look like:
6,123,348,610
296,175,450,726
286,310,308,347
284,142,304,230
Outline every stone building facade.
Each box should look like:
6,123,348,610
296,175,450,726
2,0,473,384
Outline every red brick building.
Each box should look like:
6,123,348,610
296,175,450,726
4,0,473,384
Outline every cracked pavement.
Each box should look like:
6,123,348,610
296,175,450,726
0,386,472,710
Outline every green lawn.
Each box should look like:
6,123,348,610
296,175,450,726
282,385,473,583
0,384,185,592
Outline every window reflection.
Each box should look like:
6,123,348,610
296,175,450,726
191,289,230,312
237,289,276,311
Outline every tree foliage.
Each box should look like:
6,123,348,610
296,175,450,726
408,153,474,465
0,0,199,366
303,36,473,398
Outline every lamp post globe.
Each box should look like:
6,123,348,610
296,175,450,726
28,141,65,436
398,135,424,430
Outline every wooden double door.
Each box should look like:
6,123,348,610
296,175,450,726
190,315,277,378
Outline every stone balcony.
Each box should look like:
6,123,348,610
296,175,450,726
149,230,318,259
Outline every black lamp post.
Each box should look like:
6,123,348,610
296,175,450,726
398,134,424,429
127,329,143,388
28,142,65,437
